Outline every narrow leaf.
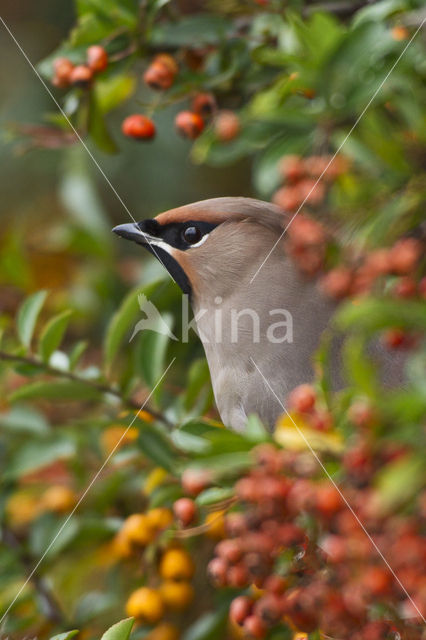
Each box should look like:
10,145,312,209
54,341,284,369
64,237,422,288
39,310,73,363
101,618,134,640
17,290,47,348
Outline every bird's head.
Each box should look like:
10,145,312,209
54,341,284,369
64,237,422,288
113,197,288,298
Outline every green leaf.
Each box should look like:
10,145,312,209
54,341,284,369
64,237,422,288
152,15,232,47
17,290,48,348
375,454,425,512
69,340,89,370
137,424,177,473
0,406,50,435
136,313,172,396
104,282,160,371
6,437,75,479
88,91,118,154
96,75,136,114
342,335,378,396
245,414,269,442
38,310,73,363
9,380,102,403
101,618,134,640
184,358,211,411
195,487,234,506
50,631,79,640
182,607,228,640
336,299,426,333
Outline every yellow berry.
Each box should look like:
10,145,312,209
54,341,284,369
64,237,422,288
160,548,195,580
6,491,43,526
144,467,168,495
160,580,194,610
121,513,155,546
42,486,77,513
147,507,173,531
125,587,164,623
101,426,138,455
146,622,179,640
112,532,133,559
204,510,226,539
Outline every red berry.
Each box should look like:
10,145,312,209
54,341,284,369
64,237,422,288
393,276,417,298
287,384,316,413
230,596,253,626
298,178,325,206
191,92,216,118
87,45,108,73
362,566,392,596
287,215,325,247
321,534,347,563
122,114,156,140
227,563,249,588
348,399,376,429
272,186,300,212
254,594,284,626
70,65,93,87
279,155,305,183
264,574,287,595
389,238,422,275
143,54,178,90
53,57,74,87
363,249,392,277
243,615,267,639
214,110,240,142
382,328,407,349
173,498,196,527
215,539,242,564
304,155,330,178
225,512,247,536
315,484,343,517
309,409,333,431
320,267,353,299
181,468,211,496
207,557,228,587
175,111,205,139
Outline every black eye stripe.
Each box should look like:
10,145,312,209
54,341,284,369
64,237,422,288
137,219,217,251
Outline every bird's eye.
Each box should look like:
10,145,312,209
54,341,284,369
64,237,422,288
182,226,202,245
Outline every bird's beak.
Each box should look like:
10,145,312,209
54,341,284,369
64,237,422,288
112,222,157,247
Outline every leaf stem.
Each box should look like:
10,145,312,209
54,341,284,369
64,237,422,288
0,350,172,427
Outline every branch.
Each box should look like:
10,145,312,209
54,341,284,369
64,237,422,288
1,525,66,625
0,350,172,427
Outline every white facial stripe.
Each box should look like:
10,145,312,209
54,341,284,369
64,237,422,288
189,233,210,249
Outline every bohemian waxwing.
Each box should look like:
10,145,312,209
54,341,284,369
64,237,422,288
113,197,404,432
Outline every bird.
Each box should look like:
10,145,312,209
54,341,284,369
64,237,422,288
113,197,403,432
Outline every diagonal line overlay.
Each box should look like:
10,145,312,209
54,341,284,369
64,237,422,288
249,18,426,284
249,356,426,624
0,357,176,624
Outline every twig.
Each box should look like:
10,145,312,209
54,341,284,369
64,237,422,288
1,525,65,625
0,350,171,427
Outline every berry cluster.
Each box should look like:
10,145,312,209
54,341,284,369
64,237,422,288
273,154,348,213
52,45,108,88
206,443,426,639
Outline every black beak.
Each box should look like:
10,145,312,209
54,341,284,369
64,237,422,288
112,222,153,246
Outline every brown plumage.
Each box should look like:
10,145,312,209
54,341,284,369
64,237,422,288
113,197,404,431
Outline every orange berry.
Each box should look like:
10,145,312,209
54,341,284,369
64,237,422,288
125,587,164,623
144,62,174,90
121,513,155,546
122,114,156,140
146,507,173,531
298,178,325,206
279,155,305,183
382,328,408,349
160,548,195,580
204,510,226,539
362,566,392,596
87,45,108,73
272,186,300,212
315,484,343,517
42,486,77,513
155,53,178,75
159,580,194,610
393,276,417,298
191,92,216,118
173,498,196,527
69,64,93,87
214,110,240,142
53,57,74,87
392,25,409,41
320,267,353,299
175,111,205,139
146,623,179,640
389,238,422,275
